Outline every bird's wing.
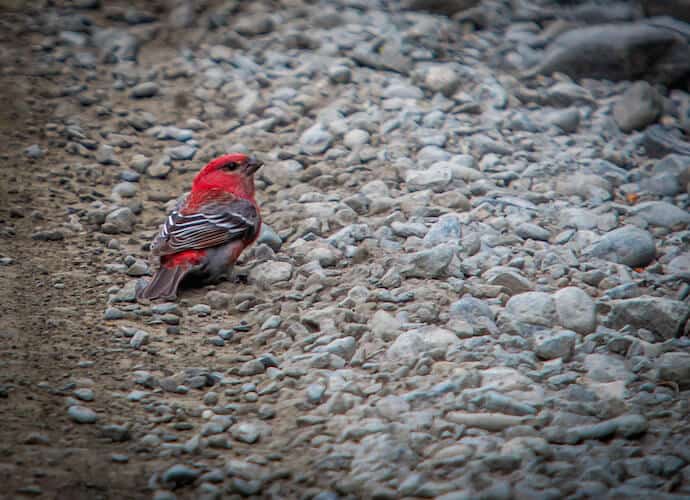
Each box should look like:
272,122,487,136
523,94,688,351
151,196,259,256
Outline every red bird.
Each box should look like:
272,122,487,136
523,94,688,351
137,153,263,301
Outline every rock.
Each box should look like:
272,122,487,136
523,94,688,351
632,201,690,228
449,296,494,323
300,125,333,155
544,107,580,133
642,0,690,22
423,214,462,246
565,415,647,444
248,261,293,289
532,22,690,85
533,330,577,360
328,65,352,84
234,14,274,37
584,226,656,268
130,82,159,99
505,292,557,327
613,82,663,132
485,268,533,296
31,230,64,241
386,326,460,361
166,145,196,161
606,297,689,340
656,353,690,389
584,353,634,383
68,405,98,424
162,464,199,489
446,412,526,431
516,222,550,242
400,244,455,278
102,207,135,234
405,163,453,192
424,64,463,97
403,0,480,16
231,422,260,444
370,310,403,341
554,287,596,334
93,28,138,62
667,253,690,274
25,144,43,159
343,129,370,149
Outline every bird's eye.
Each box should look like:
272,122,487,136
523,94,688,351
223,162,238,170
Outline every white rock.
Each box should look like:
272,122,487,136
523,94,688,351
554,287,596,334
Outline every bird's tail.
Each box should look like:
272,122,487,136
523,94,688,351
136,266,188,301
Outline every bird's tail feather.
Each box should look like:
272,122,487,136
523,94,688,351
136,266,187,301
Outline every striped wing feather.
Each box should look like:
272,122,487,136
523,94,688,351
151,197,258,256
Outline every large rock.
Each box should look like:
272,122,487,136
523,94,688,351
606,297,689,340
532,22,690,85
248,261,293,290
554,287,596,334
386,326,460,361
400,244,455,279
642,0,690,23
584,226,656,268
613,82,663,133
631,201,690,228
505,292,557,327
656,353,690,389
402,0,480,16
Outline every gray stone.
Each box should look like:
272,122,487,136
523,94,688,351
449,296,494,323
231,422,260,444
300,125,333,155
25,144,43,159
534,330,577,360
607,297,689,340
400,244,455,278
632,201,690,228
405,163,452,192
68,405,98,424
162,464,199,488
585,226,656,268
532,22,690,85
386,326,460,361
565,414,647,443
505,292,557,327
516,222,550,241
656,352,690,389
613,81,663,132
554,287,596,334
166,145,196,161
248,261,292,289
545,107,580,133
423,214,462,246
424,64,463,97
130,82,159,99
370,310,403,341
103,207,135,234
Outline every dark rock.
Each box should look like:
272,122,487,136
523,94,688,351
531,21,690,84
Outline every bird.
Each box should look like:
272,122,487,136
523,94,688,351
136,153,263,301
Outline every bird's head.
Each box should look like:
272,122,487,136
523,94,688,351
193,153,263,198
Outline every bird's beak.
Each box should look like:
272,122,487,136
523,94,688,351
245,156,263,175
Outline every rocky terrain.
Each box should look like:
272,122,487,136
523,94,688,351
1,0,689,498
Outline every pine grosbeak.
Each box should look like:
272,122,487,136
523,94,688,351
136,153,262,301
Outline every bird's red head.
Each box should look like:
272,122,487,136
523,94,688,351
192,153,262,199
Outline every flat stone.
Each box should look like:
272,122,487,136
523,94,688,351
68,405,98,424
554,287,596,334
585,226,656,268
505,292,557,327
606,297,689,340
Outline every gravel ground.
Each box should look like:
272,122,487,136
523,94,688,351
1,0,689,499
